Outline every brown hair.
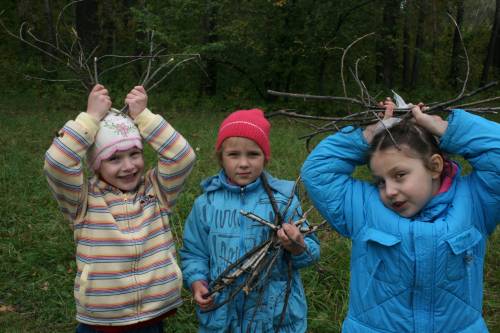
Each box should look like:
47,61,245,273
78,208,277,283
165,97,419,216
368,120,444,171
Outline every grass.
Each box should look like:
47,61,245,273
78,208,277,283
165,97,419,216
0,102,498,333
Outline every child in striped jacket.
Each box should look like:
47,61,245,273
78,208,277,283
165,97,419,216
44,84,196,333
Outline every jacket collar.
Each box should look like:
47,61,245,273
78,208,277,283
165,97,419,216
413,161,460,222
201,170,294,197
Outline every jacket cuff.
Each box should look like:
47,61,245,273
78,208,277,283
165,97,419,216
291,245,312,268
133,108,155,127
185,273,208,289
73,112,100,143
438,109,461,153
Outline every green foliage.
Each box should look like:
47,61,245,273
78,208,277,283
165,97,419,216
1,0,498,108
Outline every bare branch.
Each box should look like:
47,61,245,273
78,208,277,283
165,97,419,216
447,12,469,100
340,32,375,100
267,90,364,105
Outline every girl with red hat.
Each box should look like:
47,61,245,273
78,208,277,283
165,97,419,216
180,108,320,332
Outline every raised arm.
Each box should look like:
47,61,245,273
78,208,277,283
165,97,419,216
44,84,110,223
439,109,500,234
127,86,196,210
300,127,372,238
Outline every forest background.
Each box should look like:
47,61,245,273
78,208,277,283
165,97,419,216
0,0,498,332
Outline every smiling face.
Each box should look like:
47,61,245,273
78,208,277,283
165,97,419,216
97,147,144,192
220,137,266,186
369,145,443,218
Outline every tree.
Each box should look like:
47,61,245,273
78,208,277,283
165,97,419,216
375,0,400,87
449,0,465,88
200,0,218,96
481,0,500,83
75,0,99,55
410,0,427,88
402,0,412,86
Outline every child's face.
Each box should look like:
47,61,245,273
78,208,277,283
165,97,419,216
221,137,265,186
97,147,144,192
369,146,442,218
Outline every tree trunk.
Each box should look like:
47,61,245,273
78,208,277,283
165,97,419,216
43,0,55,47
402,0,412,86
449,0,464,88
411,0,426,88
41,0,56,68
481,0,500,83
376,0,399,87
75,0,99,55
317,53,327,95
200,0,218,96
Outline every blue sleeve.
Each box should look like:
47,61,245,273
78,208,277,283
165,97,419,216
300,127,371,238
440,109,500,234
284,196,320,269
180,198,210,289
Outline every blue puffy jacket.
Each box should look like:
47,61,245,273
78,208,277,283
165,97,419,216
180,171,320,333
301,110,499,332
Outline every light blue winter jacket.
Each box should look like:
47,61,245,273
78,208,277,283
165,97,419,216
301,110,499,333
180,171,320,333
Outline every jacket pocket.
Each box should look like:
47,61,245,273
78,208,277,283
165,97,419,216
362,228,402,284
445,227,483,281
77,264,91,308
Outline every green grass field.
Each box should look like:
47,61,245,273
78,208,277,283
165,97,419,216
0,103,498,333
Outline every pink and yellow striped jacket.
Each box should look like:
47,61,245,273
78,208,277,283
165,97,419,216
44,109,195,326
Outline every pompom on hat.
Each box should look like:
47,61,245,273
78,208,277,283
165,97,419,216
215,108,271,160
88,110,143,170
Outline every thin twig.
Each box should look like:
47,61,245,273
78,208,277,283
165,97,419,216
340,32,375,101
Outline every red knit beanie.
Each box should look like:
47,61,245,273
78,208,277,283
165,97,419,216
215,108,271,160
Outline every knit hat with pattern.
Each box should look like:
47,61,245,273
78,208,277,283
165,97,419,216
88,110,143,170
215,108,271,160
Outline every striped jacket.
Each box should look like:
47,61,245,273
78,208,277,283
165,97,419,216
44,109,195,326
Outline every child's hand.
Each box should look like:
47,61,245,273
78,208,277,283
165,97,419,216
125,86,148,119
191,280,214,310
363,97,398,143
411,103,448,137
87,84,111,121
278,223,306,255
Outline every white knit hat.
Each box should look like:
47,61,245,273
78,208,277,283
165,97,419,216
88,110,143,170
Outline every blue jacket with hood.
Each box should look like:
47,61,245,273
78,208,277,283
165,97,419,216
301,110,499,333
180,171,320,333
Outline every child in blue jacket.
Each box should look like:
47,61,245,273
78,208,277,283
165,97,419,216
301,101,499,332
180,109,320,333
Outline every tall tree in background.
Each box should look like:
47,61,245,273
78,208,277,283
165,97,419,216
75,0,99,55
376,0,400,87
410,0,427,87
402,0,412,86
200,0,218,96
43,0,55,51
481,0,500,83
449,0,465,88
